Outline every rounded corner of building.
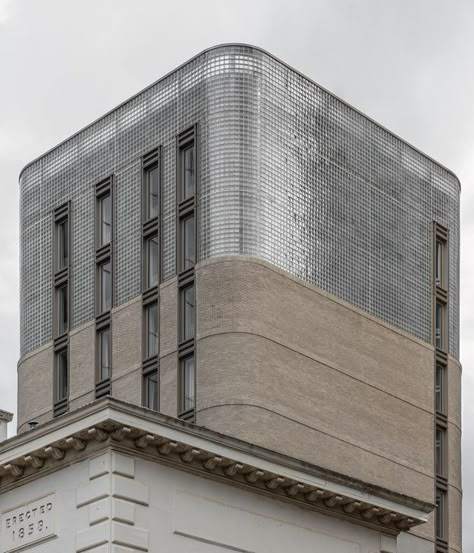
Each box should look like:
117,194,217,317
449,170,462,195
18,164,29,186
18,158,39,189
205,42,267,55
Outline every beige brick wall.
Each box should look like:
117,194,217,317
160,278,177,357
17,345,53,432
159,352,177,417
196,257,437,503
449,485,462,553
18,297,146,431
18,279,179,431
112,297,142,380
16,255,462,543
70,321,95,402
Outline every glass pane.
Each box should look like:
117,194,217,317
182,355,195,411
146,236,158,288
99,194,111,246
435,366,443,412
146,165,159,220
99,261,111,313
435,302,443,349
57,350,68,401
182,285,195,341
57,220,68,270
182,214,195,270
435,240,442,286
99,328,111,381
146,303,158,358
181,145,194,200
57,284,68,335
145,372,158,410
436,429,444,476
436,492,444,538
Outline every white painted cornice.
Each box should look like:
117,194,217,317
0,398,432,535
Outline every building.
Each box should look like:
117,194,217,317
0,44,460,553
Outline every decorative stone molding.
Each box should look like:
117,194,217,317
0,398,432,536
76,451,149,552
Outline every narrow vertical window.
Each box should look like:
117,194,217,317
436,428,446,476
145,235,159,289
144,371,158,410
180,285,195,342
145,302,158,358
181,144,195,201
56,349,68,402
56,219,69,271
53,203,71,416
177,127,197,421
94,177,113,399
435,239,443,287
435,491,445,539
436,365,444,413
141,150,160,411
98,327,111,382
144,163,159,221
433,222,449,550
181,355,195,412
181,214,195,271
98,193,111,246
98,261,112,313
56,283,68,336
435,302,444,350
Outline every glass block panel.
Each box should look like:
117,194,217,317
19,45,460,359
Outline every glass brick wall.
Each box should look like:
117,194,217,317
19,45,460,358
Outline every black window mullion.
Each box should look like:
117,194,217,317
141,148,160,411
433,223,449,551
177,127,197,422
95,177,113,399
53,203,71,416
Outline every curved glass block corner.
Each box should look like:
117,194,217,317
19,44,460,358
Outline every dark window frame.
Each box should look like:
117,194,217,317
435,300,446,351
176,126,198,422
178,136,196,203
435,426,447,477
55,282,69,336
53,346,69,416
179,282,195,344
97,259,112,315
143,368,159,411
55,218,69,272
97,192,112,248
435,364,446,415
144,300,159,360
179,353,195,415
94,177,113,399
97,326,111,383
179,210,196,274
435,488,447,540
52,203,71,416
143,153,160,223
433,222,449,551
143,234,159,291
434,224,448,292
141,148,161,411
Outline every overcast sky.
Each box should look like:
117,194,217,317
0,0,472,547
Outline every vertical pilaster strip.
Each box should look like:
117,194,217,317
76,451,149,552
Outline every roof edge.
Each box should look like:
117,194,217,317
18,42,461,191
0,397,433,518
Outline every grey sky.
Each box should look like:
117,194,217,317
0,0,472,547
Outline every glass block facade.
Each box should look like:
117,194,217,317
19,44,460,358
